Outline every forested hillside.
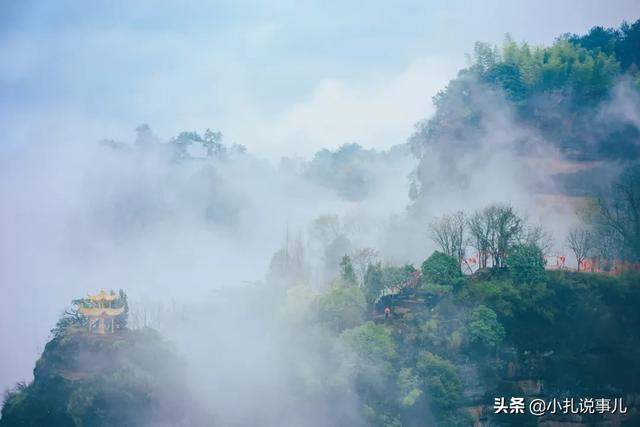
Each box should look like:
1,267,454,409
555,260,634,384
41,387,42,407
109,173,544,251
1,327,209,426
409,21,640,202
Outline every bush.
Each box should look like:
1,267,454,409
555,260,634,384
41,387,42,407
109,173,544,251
507,243,546,284
340,322,397,364
397,368,423,408
339,322,397,385
415,351,462,413
421,252,461,287
466,305,505,352
316,279,366,331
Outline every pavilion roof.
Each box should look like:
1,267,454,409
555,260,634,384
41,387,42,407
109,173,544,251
87,289,118,302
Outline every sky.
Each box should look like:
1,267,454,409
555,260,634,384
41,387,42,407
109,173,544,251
1,0,639,158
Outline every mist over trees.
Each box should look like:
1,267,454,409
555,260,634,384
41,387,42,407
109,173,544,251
409,20,640,209
428,203,552,274
3,17,640,427
594,164,640,261
305,143,414,202
428,211,466,265
561,163,640,269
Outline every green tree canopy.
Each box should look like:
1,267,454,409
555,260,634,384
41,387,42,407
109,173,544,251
506,243,546,284
465,305,505,352
339,255,357,286
421,251,461,287
415,351,462,414
316,279,366,331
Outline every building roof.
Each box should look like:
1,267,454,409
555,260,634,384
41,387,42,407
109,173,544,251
87,289,118,302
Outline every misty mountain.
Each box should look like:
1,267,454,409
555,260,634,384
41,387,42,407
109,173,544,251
3,12,640,427
409,21,640,207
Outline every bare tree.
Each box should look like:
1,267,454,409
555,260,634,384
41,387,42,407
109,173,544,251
468,204,523,268
429,211,467,265
524,225,554,256
350,247,379,286
567,227,594,271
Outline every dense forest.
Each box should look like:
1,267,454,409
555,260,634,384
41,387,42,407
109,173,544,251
3,20,640,427
410,20,640,200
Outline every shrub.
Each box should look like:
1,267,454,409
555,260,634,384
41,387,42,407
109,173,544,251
507,243,546,284
316,280,366,331
421,251,461,287
466,305,505,351
339,322,397,385
415,351,462,413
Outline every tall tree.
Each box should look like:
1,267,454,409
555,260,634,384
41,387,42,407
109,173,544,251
202,129,224,158
487,204,524,268
339,255,357,286
468,210,491,269
350,247,379,287
468,204,524,268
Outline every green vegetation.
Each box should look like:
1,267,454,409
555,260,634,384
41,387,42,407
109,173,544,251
415,352,462,414
298,161,639,424
11,258,636,426
305,143,411,201
421,251,461,287
465,305,505,353
506,243,546,284
410,20,640,208
1,329,206,426
319,264,640,425
316,279,367,331
340,255,358,286
364,263,417,303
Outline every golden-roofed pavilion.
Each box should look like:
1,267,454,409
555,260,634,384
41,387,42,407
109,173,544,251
87,289,119,303
79,290,124,334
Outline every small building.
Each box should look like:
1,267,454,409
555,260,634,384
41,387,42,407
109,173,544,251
79,290,124,334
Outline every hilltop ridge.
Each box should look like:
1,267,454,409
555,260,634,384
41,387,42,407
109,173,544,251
1,328,207,427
